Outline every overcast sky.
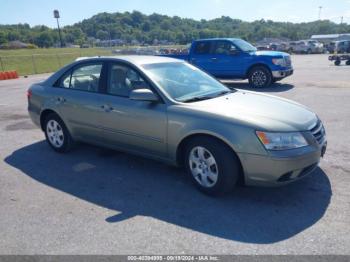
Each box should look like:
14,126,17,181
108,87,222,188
1,0,350,27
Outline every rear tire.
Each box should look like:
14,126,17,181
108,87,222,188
346,60,350,66
44,113,74,153
335,60,341,66
248,66,272,88
184,137,240,196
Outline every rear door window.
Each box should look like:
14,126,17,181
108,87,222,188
194,42,212,55
58,63,103,93
70,64,103,92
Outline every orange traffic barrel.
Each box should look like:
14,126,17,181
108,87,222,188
4,71,11,79
10,71,17,78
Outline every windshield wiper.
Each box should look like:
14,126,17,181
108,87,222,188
182,96,213,103
182,90,234,103
213,90,234,97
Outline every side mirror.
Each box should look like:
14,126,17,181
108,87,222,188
129,89,159,102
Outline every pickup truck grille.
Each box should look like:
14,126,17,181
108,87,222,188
309,120,326,145
284,56,292,67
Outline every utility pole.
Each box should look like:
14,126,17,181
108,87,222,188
318,6,323,20
53,10,63,48
341,16,344,25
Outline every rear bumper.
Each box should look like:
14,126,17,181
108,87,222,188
272,69,294,79
28,107,41,128
237,142,327,187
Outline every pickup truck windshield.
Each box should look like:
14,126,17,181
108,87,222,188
232,39,257,52
142,62,232,102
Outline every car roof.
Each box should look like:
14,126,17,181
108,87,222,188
43,55,183,87
194,38,242,42
75,55,182,66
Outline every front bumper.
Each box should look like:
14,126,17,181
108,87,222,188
237,141,327,187
272,69,294,79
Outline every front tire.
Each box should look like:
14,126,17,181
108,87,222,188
248,66,272,88
184,137,240,196
44,113,73,153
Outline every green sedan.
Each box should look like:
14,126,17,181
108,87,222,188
27,56,327,195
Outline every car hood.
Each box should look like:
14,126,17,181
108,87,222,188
185,90,317,132
252,50,289,58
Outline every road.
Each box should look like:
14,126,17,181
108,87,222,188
0,54,349,254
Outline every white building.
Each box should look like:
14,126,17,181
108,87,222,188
311,34,350,43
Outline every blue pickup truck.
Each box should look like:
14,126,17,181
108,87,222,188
161,38,293,88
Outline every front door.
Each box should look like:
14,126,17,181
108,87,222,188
210,40,248,77
97,62,168,158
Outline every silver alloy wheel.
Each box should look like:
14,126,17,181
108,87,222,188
189,146,219,188
46,119,64,148
251,70,267,87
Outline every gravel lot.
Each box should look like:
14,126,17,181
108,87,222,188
0,54,349,255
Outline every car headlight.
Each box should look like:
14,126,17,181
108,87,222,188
256,131,308,150
272,58,286,67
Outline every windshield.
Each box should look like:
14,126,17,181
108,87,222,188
232,39,257,52
142,62,232,102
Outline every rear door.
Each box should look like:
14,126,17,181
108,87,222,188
189,41,214,73
53,61,108,142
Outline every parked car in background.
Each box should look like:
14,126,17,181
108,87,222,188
334,40,350,54
308,40,325,53
288,41,298,53
256,45,270,51
326,42,336,54
160,38,293,88
269,42,289,52
27,56,327,195
291,40,324,54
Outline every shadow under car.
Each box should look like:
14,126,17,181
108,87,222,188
5,141,331,244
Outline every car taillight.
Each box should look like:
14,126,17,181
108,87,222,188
27,90,32,99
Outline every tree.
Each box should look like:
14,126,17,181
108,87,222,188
96,30,109,40
0,31,7,44
34,31,54,48
0,11,350,48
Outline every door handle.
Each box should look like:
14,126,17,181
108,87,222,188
211,57,218,61
56,97,66,104
101,105,113,112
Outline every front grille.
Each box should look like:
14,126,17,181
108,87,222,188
284,56,292,67
309,120,326,145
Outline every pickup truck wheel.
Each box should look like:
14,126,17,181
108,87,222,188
335,60,341,66
346,60,350,66
184,137,239,196
44,113,74,153
248,66,272,88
